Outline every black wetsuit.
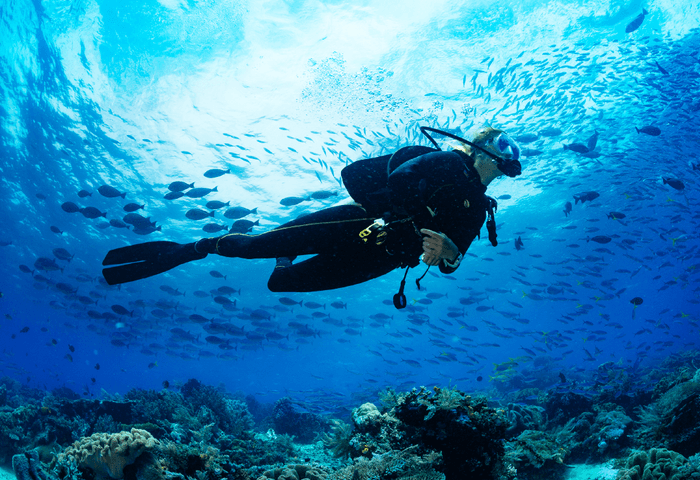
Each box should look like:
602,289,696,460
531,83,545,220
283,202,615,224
210,146,492,292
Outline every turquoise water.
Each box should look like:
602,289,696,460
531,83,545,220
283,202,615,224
0,0,699,412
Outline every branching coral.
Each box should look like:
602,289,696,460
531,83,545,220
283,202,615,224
321,420,354,459
59,428,158,480
326,446,444,480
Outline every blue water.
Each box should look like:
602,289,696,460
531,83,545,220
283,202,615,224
0,0,699,416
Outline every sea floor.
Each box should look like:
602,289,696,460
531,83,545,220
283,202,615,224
565,461,619,480
0,466,15,480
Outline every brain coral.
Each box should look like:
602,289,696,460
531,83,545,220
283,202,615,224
60,428,158,480
616,448,688,480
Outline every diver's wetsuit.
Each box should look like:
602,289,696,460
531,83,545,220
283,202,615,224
203,147,492,292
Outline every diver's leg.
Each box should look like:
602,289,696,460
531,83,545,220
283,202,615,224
267,251,400,292
198,205,375,259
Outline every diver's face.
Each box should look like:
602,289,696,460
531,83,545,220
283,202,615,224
474,150,504,178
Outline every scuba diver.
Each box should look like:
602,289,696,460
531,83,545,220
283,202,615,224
102,126,522,308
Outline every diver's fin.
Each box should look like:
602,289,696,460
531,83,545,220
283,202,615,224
101,241,207,285
102,241,182,266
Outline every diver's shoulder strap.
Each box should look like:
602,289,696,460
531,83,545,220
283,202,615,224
387,146,438,176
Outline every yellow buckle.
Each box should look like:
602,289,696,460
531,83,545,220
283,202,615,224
359,220,384,243
359,225,375,243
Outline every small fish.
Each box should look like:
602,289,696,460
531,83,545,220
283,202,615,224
77,190,92,198
539,127,563,137
98,185,126,199
607,212,626,220
185,209,215,220
95,363,100,370
654,61,669,76
279,297,303,306
52,248,74,262
64,354,73,362
573,191,599,204
79,207,107,219
20,326,30,333
61,201,81,213
50,226,63,234
497,194,511,200
202,223,229,233
588,235,612,244
630,297,643,306
636,125,660,136
168,181,194,192
515,133,539,144
514,236,524,251
209,270,227,279
185,186,218,198
164,191,185,200
162,381,170,389
625,8,648,33
68,344,75,352
148,362,158,369
224,207,257,219
563,142,590,153
203,168,230,178
229,219,259,233
280,196,310,206
123,203,145,212
206,201,231,210
310,190,339,200
586,130,599,151
662,177,684,191
563,201,572,217
304,301,325,309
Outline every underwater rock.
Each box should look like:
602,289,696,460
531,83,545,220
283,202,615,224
60,428,158,480
544,391,593,426
272,398,328,444
13,449,58,480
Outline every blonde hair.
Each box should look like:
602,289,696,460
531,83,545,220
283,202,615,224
450,126,504,155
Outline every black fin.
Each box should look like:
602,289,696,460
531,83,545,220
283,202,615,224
102,241,182,266
101,241,206,285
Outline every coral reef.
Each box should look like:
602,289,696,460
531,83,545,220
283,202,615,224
504,429,567,477
616,448,689,480
257,464,329,480
544,392,593,426
393,386,508,479
13,449,58,480
505,403,547,438
320,420,354,459
327,446,445,480
59,428,159,480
